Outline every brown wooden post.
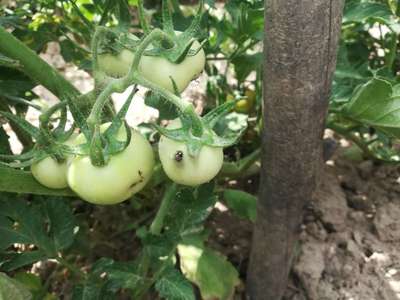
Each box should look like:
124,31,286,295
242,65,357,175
246,1,344,299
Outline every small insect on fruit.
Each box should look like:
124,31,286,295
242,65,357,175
175,151,184,162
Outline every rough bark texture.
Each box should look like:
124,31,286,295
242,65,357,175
246,1,344,299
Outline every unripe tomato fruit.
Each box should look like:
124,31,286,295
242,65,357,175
234,89,256,114
98,34,205,93
31,157,69,189
158,119,223,186
31,134,77,189
67,123,155,205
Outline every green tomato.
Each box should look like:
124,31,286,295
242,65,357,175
31,134,77,189
67,123,155,205
97,35,205,93
158,120,223,186
31,157,69,189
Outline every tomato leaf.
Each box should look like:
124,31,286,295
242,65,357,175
178,239,239,300
155,267,195,300
0,272,32,300
0,196,77,271
0,251,47,273
164,184,217,236
344,1,400,33
343,78,400,138
223,189,257,222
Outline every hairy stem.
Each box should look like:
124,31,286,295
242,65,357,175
56,256,86,281
88,28,197,128
0,26,80,100
150,183,177,235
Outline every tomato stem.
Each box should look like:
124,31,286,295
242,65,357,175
149,183,177,235
88,28,203,133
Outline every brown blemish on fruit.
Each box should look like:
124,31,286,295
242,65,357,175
129,170,145,189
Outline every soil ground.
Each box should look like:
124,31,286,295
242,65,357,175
208,147,400,300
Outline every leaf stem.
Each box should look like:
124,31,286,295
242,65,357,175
56,256,86,280
0,26,80,100
87,28,198,129
150,183,177,235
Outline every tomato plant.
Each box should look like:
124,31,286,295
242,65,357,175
0,0,399,299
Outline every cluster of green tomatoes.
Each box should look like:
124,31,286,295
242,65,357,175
30,34,224,205
2,1,244,206
0,1,241,205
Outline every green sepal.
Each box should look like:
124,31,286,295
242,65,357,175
3,94,41,111
0,152,47,168
203,100,237,128
170,76,180,96
209,129,246,148
88,88,135,166
0,149,36,161
64,94,91,140
186,138,203,157
151,124,186,142
98,27,140,55
139,0,205,64
0,111,40,140
138,0,151,35
153,100,245,157
55,124,76,143
52,104,69,138
104,121,132,156
104,86,136,138
179,0,204,42
162,0,175,35
89,125,106,167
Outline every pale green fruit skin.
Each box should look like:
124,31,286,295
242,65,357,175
67,124,155,205
98,38,205,93
158,120,223,186
98,49,135,78
31,157,69,189
139,39,205,93
31,134,77,189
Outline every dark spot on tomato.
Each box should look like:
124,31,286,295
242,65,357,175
129,170,144,189
175,151,184,162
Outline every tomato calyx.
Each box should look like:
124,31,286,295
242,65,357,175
64,88,137,167
0,101,74,168
153,101,247,157
137,0,205,64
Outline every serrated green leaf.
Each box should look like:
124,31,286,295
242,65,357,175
0,273,32,300
164,186,217,236
103,261,146,291
223,189,257,222
0,197,76,271
343,1,400,32
155,267,195,300
231,53,262,83
42,199,76,251
344,78,400,135
0,251,47,272
0,199,54,253
13,272,42,294
178,243,239,300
